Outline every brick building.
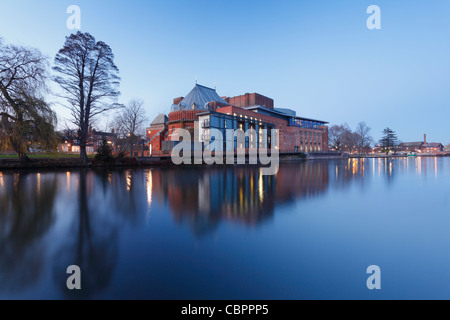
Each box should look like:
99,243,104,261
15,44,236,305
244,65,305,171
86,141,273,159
147,84,329,155
398,134,444,154
59,128,118,154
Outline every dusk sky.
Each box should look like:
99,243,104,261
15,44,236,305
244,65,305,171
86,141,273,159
1,0,449,143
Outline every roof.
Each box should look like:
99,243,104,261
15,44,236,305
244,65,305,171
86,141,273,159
151,114,168,125
179,84,229,111
399,142,423,147
92,130,116,137
422,143,443,148
244,105,328,124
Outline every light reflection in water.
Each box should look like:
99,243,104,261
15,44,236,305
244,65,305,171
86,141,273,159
146,170,153,224
0,158,447,300
66,172,70,192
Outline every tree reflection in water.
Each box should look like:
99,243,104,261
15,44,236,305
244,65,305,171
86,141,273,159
0,160,395,298
0,172,57,292
52,169,119,299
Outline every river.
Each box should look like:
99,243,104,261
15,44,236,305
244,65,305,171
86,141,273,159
0,157,449,299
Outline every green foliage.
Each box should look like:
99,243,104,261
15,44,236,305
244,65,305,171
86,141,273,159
379,128,399,154
95,137,115,162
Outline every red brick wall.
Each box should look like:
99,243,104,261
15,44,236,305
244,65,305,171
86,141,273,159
226,93,274,110
218,106,328,153
320,126,329,152
168,110,202,122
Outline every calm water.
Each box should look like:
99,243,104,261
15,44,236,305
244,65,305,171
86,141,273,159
0,157,450,300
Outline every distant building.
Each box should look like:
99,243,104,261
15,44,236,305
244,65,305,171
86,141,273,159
398,134,444,154
90,129,118,153
421,143,444,153
147,84,329,156
58,127,117,154
398,142,423,153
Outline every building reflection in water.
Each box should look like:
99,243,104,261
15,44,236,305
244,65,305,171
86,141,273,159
0,157,444,298
149,162,330,236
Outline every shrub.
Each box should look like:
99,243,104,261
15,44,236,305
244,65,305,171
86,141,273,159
95,137,115,162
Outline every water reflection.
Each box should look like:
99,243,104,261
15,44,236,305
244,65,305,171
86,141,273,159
149,162,330,236
0,172,57,292
52,169,119,299
0,157,446,299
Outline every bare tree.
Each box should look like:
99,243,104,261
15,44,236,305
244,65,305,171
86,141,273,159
53,31,121,164
354,122,373,154
114,99,147,157
0,40,57,161
329,123,353,151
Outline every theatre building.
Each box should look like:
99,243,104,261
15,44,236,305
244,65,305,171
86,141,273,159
147,84,328,155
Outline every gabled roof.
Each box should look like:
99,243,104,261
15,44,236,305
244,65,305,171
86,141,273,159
151,114,168,125
179,84,229,111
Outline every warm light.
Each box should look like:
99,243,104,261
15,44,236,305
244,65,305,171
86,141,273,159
66,171,71,192
146,170,153,224
435,157,438,179
126,170,132,191
37,173,41,195
258,170,264,203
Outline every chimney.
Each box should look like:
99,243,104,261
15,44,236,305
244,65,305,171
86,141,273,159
424,134,427,144
111,128,115,134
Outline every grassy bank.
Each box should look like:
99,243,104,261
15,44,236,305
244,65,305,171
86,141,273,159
0,153,95,159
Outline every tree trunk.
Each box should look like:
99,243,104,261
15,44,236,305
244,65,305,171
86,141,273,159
79,124,88,165
19,153,30,163
80,146,88,165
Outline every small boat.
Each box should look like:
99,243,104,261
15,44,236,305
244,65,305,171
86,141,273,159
408,152,417,157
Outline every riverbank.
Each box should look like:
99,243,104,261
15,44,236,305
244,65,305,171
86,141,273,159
0,157,171,170
0,152,344,169
7,151,447,170
349,153,450,158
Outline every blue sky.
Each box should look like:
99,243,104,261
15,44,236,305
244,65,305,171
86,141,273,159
1,0,450,143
